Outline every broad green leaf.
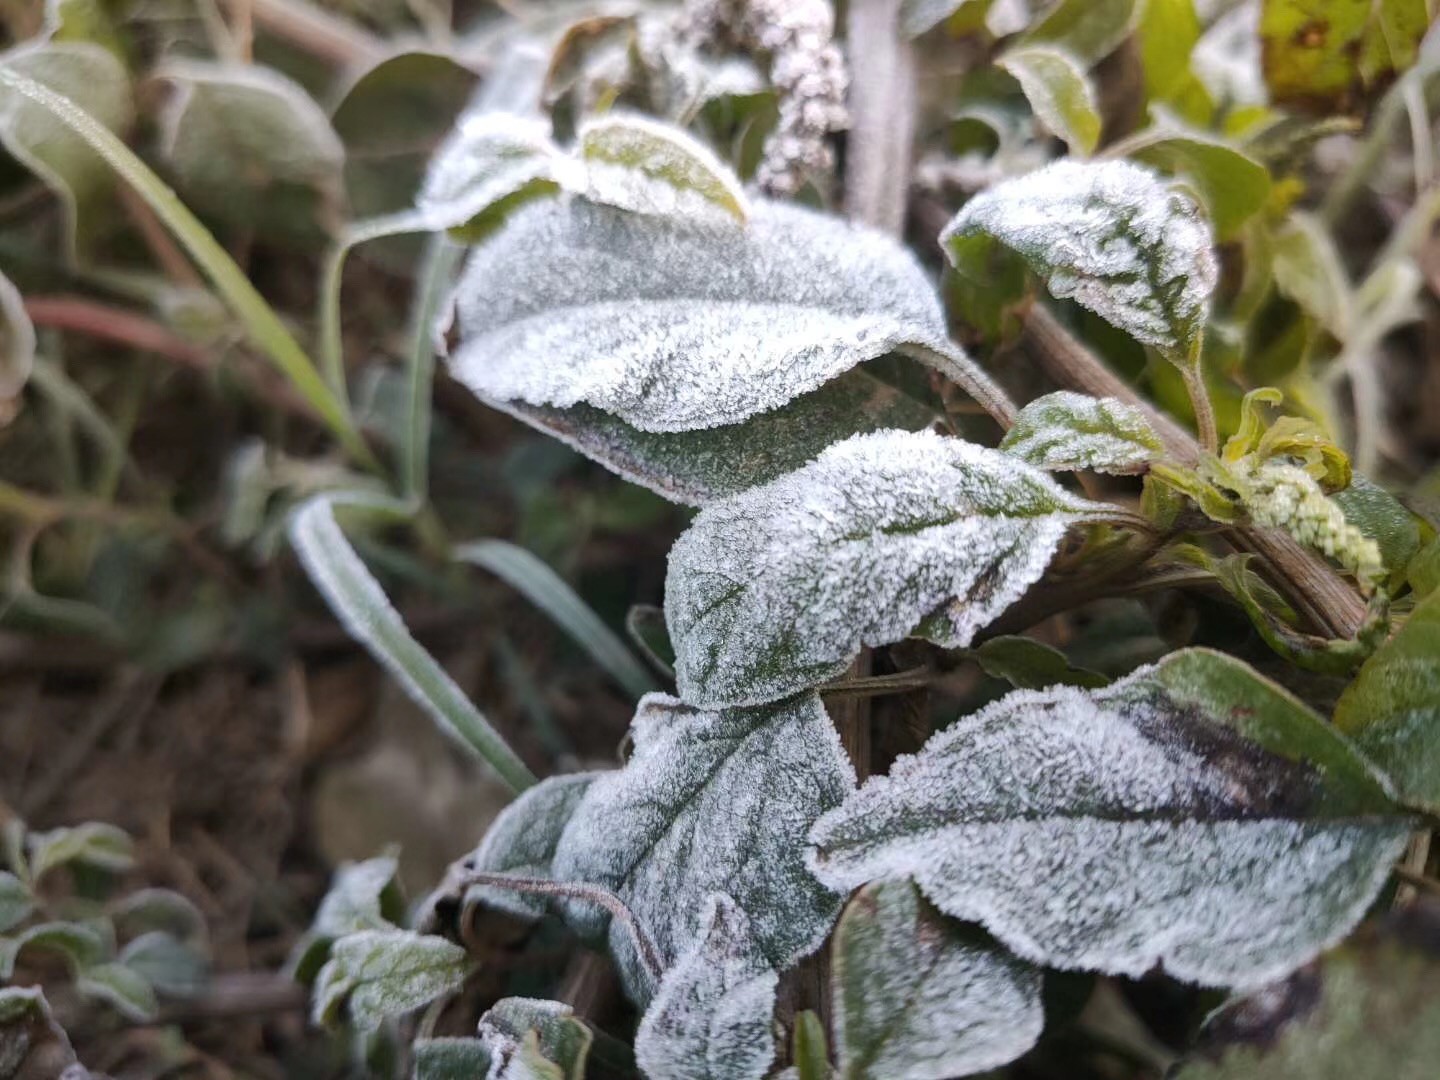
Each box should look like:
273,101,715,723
28,822,133,880
791,1011,830,1080
440,772,598,922
495,365,941,506
999,46,1101,156
289,495,536,793
942,160,1218,367
0,872,31,933
970,635,1110,690
1000,391,1163,474
0,41,133,259
665,429,1120,709
118,930,207,997
831,880,1042,1080
478,998,592,1080
635,894,778,1080
1333,475,1420,576
1174,904,1440,1079
416,112,566,237
578,113,748,222
414,1038,493,1079
0,269,34,425
1021,0,1138,65
1138,0,1213,123
76,960,159,1021
550,692,854,1001
1119,129,1272,237
0,986,75,1070
1409,537,1440,597
1270,212,1351,338
291,855,402,982
155,60,345,241
446,196,1014,435
1260,0,1429,112
455,541,656,699
809,648,1409,987
313,929,471,1029
1334,589,1440,812
899,0,990,37
110,888,207,947
1,920,109,978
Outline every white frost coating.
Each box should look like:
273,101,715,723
635,895,778,1080
1001,391,1164,474
942,159,1218,359
832,881,1042,1080
447,196,1010,433
579,113,749,223
478,998,591,1080
809,662,1410,989
457,773,599,920
550,692,854,1003
314,930,470,1029
417,111,571,231
665,428,1117,708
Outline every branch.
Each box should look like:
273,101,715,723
216,0,384,68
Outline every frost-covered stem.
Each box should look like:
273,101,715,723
1180,342,1217,454
1021,305,1367,639
455,872,664,983
843,0,916,234
217,0,383,68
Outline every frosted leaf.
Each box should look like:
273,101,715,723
665,428,1119,709
417,112,570,236
478,998,592,1080
414,1038,493,1079
832,881,1042,1080
1000,391,1163,474
291,853,403,979
496,367,940,506
579,113,748,223
446,196,1012,434
443,773,599,921
634,894,778,1080
550,692,854,1002
809,647,1410,988
312,930,471,1029
942,159,1218,364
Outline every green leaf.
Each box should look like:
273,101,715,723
1333,475,1421,576
417,111,566,237
792,1011,830,1080
0,268,34,424
117,930,207,997
634,894,778,1080
550,692,854,1001
578,113,749,222
899,0,989,38
110,888,207,947
1260,0,1429,112
437,772,598,922
0,986,76,1072
28,821,133,880
1408,537,1440,598
970,635,1110,690
155,60,345,241
1021,0,1138,65
809,648,1409,987
498,365,941,506
455,540,657,699
942,160,1217,368
2,921,110,979
413,1038,493,1079
1270,212,1352,338
1119,129,1272,238
831,880,1042,1080
0,872,31,933
1138,0,1212,123
1000,391,1163,474
291,854,403,982
0,41,132,260
665,429,1121,709
77,960,159,1021
1334,588,1440,813
999,46,1101,156
478,998,593,1080
313,929,471,1029
288,495,536,793
0,64,374,467
446,195,1014,436
1173,904,1440,1078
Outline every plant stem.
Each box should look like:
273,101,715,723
843,0,916,234
1180,344,1217,454
216,0,384,68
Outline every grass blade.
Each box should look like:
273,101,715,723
0,65,377,471
290,494,536,793
454,539,659,700
403,236,463,501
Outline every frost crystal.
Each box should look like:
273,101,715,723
942,159,1218,360
550,692,854,1002
634,894,778,1080
417,112,569,231
446,196,1009,433
1239,460,1383,589
665,428,1118,708
1001,391,1164,474
809,648,1409,988
579,113,749,222
478,998,592,1080
832,880,1042,1080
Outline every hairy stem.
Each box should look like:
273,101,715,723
843,0,916,235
